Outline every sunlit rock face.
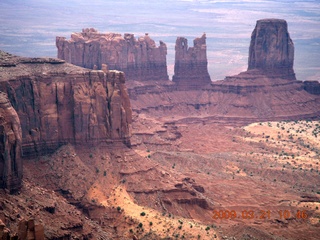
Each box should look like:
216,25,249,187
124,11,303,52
0,51,132,156
248,18,296,80
56,28,169,82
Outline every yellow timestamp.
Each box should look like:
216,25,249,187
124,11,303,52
212,210,308,220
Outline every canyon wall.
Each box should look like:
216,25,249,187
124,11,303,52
56,28,169,82
0,92,22,193
0,51,132,158
172,34,211,88
248,18,296,80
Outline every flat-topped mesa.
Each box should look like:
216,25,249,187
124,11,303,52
0,92,23,193
172,34,211,89
0,51,132,156
248,19,296,80
56,28,169,81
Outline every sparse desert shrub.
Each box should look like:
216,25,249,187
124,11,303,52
140,212,146,216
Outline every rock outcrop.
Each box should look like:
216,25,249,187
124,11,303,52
172,34,211,89
0,50,132,157
303,81,320,95
56,28,169,81
248,18,295,79
0,92,22,193
17,219,45,240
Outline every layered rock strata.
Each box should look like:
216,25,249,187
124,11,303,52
0,51,132,156
56,28,168,81
128,78,320,123
0,92,22,193
248,18,296,79
172,34,211,88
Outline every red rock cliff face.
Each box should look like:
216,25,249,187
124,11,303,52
0,51,132,156
172,34,211,89
0,92,22,193
248,19,295,80
56,28,168,82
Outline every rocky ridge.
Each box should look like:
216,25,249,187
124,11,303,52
127,74,320,125
56,28,169,82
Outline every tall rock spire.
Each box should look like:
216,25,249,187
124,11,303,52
173,34,211,88
248,19,295,80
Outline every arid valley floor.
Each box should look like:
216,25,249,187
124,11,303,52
2,116,319,239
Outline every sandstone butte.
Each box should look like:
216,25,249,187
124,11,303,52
172,33,211,88
248,18,295,80
56,28,169,82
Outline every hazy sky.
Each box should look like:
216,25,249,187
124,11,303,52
0,0,319,80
